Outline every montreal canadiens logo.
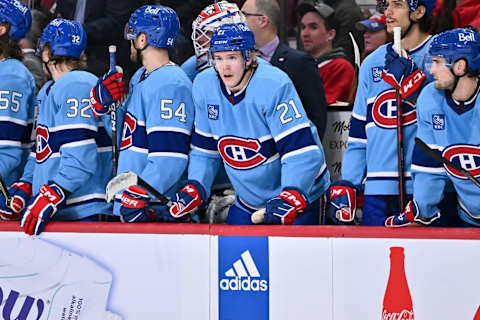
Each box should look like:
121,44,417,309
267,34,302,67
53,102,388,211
35,125,52,163
120,113,137,150
442,144,480,179
218,136,266,170
372,90,417,129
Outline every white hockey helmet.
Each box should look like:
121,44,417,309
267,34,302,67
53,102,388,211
191,1,246,70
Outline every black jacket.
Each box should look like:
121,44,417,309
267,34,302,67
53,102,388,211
271,42,327,138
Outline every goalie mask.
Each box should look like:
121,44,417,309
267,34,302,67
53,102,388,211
192,1,245,71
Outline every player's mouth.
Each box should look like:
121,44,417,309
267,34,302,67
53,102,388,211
302,39,312,46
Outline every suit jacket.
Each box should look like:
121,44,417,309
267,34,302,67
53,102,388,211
55,0,137,76
271,42,327,138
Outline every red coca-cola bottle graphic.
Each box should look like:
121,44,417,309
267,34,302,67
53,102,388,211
382,247,414,320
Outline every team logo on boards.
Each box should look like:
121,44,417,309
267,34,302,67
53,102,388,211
442,144,480,179
371,89,417,129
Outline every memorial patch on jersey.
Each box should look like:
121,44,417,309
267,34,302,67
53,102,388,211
208,104,219,120
442,144,480,179
218,136,266,170
372,67,383,82
371,89,417,128
35,125,52,163
120,113,137,150
432,114,445,130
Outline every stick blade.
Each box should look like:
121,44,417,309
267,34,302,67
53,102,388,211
105,171,139,202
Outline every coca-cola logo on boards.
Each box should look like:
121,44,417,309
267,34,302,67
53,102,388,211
382,309,414,320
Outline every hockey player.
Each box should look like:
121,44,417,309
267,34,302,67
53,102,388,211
90,5,194,222
167,22,330,225
18,18,113,236
326,0,440,225
0,0,36,221
182,1,245,82
386,28,480,227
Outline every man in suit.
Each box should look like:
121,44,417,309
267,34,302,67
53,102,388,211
241,0,327,138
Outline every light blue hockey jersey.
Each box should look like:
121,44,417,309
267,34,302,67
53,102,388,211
412,83,480,226
21,71,113,220
342,37,433,195
113,64,194,213
189,62,330,208
181,55,198,82
0,59,36,185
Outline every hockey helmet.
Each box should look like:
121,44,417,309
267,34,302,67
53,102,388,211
209,23,255,62
38,18,86,59
376,0,436,15
124,5,179,48
0,0,31,41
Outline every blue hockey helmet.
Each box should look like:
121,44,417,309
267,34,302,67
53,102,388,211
38,18,86,59
124,5,179,48
377,0,436,15
209,23,255,61
0,0,31,41
427,28,480,72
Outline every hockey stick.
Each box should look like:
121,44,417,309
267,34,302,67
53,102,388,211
251,208,266,224
0,176,11,207
414,138,480,189
393,26,406,209
105,171,172,206
108,45,118,176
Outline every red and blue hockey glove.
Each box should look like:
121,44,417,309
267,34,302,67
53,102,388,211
120,185,156,222
325,180,358,225
382,44,426,100
264,188,307,225
385,199,440,227
89,71,125,116
169,181,206,219
21,182,67,236
0,181,32,221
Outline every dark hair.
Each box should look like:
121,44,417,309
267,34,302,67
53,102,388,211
43,43,87,71
299,8,338,31
416,1,434,33
429,0,455,34
0,23,23,60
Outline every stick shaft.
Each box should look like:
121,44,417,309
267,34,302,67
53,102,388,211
108,45,118,176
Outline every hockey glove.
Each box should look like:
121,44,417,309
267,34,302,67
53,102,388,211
119,185,156,222
264,188,307,225
0,181,32,221
89,71,125,117
382,43,426,100
325,180,358,225
385,199,440,227
21,182,67,236
169,180,206,219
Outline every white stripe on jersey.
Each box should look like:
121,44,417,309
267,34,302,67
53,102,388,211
191,145,219,155
49,123,98,132
411,164,445,173
0,116,27,126
274,122,311,142
147,126,191,135
148,152,188,159
281,145,319,161
61,139,96,148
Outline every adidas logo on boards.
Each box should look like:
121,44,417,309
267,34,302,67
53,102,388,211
219,250,268,292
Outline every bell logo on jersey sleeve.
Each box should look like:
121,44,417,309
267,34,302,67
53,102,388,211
120,113,137,150
442,144,480,179
218,136,266,170
371,89,417,129
35,125,52,163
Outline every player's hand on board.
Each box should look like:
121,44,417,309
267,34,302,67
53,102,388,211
119,185,156,222
264,188,307,225
325,180,358,225
169,181,206,219
0,181,32,221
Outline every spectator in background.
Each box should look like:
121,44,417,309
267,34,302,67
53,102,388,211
296,1,355,105
241,0,328,138
19,9,50,92
355,13,392,61
54,0,137,76
431,0,480,34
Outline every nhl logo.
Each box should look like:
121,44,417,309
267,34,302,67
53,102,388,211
208,104,219,120
432,114,445,130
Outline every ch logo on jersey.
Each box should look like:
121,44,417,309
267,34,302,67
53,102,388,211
35,125,52,163
442,144,480,179
120,113,137,150
218,136,266,170
371,89,417,129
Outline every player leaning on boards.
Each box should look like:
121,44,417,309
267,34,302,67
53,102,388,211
324,0,458,226
167,22,330,225
0,0,36,221
17,19,114,236
90,5,194,223
386,28,480,227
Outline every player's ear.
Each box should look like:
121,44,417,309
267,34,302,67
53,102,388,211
327,28,336,42
453,59,468,76
411,4,426,22
0,24,7,37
